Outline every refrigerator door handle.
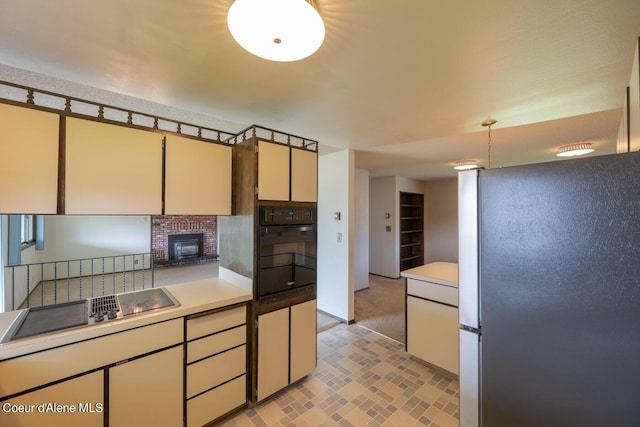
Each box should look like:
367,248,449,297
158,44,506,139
458,169,479,329
459,328,480,427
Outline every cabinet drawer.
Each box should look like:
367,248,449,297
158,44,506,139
187,325,246,363
187,375,246,427
407,278,458,306
187,345,246,398
186,306,246,341
0,319,183,398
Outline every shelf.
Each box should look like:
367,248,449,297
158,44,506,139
399,191,424,271
401,242,422,248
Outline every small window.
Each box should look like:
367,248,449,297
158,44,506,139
21,214,35,247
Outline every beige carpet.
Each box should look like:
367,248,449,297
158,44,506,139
355,274,405,343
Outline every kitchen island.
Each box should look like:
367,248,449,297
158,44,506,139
402,262,459,375
0,278,252,427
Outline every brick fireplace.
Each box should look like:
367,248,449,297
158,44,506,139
151,215,217,266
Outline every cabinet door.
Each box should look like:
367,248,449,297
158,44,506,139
0,103,59,213
407,296,459,374
65,117,163,214
290,299,317,383
291,148,317,202
257,140,290,201
165,135,232,215
257,307,289,401
0,371,103,427
109,346,183,427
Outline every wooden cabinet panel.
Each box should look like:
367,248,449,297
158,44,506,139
109,346,183,427
187,325,246,363
407,296,459,374
0,103,59,213
0,371,103,427
186,306,246,341
0,318,183,397
187,375,246,427
290,299,317,383
186,345,246,398
257,307,289,401
65,117,163,214
165,135,232,215
291,148,318,202
257,140,290,201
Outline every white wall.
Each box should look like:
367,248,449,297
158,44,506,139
370,176,424,278
354,168,369,291
423,178,458,263
36,215,151,262
317,150,354,322
369,177,396,277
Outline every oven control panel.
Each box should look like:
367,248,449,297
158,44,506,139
260,206,315,225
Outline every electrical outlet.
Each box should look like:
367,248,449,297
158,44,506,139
337,232,342,243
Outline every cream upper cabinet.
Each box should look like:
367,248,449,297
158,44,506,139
0,103,59,213
257,140,318,202
165,135,232,215
257,139,290,201
65,117,163,214
291,147,318,202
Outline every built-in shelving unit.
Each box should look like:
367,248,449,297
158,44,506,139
399,192,424,271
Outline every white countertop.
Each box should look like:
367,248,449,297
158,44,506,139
0,277,252,360
401,262,459,288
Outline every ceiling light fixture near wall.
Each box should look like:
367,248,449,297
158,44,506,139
453,160,479,170
481,119,497,169
556,142,595,157
227,0,325,62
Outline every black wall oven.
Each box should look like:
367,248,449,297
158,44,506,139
257,206,316,298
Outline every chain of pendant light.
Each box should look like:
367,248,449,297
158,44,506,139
482,119,497,169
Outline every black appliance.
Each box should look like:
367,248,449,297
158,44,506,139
257,206,316,298
458,152,640,427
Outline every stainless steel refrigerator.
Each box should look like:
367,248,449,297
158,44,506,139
458,152,640,427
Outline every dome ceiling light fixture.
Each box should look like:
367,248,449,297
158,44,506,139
227,0,325,62
556,142,595,157
453,160,479,171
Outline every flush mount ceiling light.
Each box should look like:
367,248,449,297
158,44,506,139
557,142,595,157
227,0,325,62
453,160,479,171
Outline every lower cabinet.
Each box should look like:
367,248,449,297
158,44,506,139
257,299,316,401
0,304,249,427
0,371,103,427
185,305,248,427
109,346,183,427
407,295,459,374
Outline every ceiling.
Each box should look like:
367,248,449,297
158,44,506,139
1,0,639,180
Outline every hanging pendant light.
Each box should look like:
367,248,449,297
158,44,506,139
481,119,497,169
557,142,594,157
227,0,325,62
